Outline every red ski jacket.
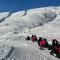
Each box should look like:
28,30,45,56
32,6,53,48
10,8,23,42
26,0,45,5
31,36,37,41
39,39,46,46
54,46,60,53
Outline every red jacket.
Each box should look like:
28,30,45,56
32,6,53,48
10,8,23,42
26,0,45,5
39,39,46,46
54,46,60,53
31,36,37,41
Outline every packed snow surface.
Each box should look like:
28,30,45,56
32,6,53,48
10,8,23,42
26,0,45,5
0,6,60,60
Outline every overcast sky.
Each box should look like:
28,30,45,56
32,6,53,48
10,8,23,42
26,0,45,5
0,0,60,12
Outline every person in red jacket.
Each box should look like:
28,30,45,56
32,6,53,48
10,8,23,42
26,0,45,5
31,35,37,42
38,37,48,50
54,44,60,58
38,37,42,46
50,39,60,58
43,38,48,48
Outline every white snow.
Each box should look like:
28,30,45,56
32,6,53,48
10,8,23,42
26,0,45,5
0,6,60,60
0,12,10,19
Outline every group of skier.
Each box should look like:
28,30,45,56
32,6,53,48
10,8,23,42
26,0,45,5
26,35,60,58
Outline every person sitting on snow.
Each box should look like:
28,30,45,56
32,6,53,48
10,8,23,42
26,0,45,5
38,37,48,49
43,38,48,48
50,39,60,58
31,35,38,42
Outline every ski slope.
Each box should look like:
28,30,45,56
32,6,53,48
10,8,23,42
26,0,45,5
0,6,60,60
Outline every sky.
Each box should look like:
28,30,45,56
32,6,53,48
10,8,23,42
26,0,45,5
0,0,60,12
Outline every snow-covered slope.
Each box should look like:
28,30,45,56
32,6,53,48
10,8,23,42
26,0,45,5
0,8,57,28
0,6,59,39
0,12,11,22
30,15,60,41
0,6,60,60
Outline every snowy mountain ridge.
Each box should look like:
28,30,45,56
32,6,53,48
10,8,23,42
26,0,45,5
0,6,60,27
